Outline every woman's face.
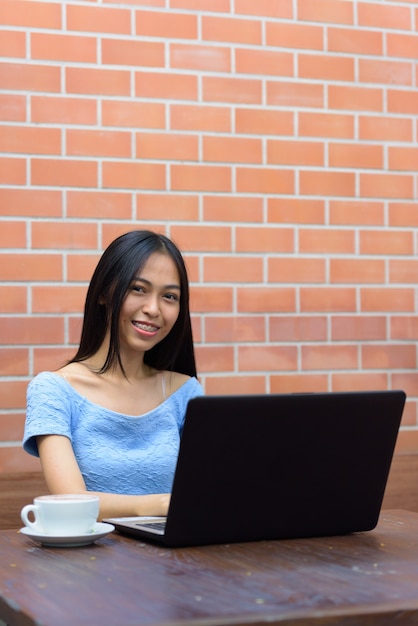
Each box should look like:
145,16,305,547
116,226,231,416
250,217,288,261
118,252,181,356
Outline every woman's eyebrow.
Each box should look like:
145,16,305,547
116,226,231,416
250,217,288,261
133,276,181,290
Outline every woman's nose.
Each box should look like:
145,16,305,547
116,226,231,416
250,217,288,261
142,294,159,316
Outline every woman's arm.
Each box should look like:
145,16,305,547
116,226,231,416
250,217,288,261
37,435,170,520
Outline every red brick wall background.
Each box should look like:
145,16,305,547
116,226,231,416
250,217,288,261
1,0,418,472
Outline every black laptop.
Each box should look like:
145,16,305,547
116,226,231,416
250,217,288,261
104,390,406,547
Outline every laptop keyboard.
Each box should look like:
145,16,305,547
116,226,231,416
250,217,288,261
135,520,166,532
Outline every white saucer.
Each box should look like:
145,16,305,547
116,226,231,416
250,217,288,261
20,522,115,547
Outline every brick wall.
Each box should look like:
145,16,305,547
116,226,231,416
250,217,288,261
1,0,418,472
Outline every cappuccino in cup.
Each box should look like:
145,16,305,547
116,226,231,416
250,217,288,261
21,494,100,536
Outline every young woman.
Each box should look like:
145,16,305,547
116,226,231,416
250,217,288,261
23,230,203,520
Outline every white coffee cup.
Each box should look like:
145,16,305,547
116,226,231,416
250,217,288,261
21,494,100,536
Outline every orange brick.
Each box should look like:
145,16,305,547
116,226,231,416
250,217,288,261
360,173,414,199
66,129,132,158
332,316,387,341
0,189,61,217
32,286,87,313
360,230,413,255
390,260,418,284
299,54,354,81
203,136,262,164
102,100,165,129
171,164,231,192
67,253,100,282
269,316,327,341
0,348,28,376
67,4,131,34
237,287,295,313
268,198,325,224
170,225,231,252
31,158,97,188
299,171,355,196
33,347,76,374
137,132,198,161
0,62,60,92
388,89,418,115
328,143,383,169
0,94,26,122
299,228,355,254
204,316,265,343
0,381,28,411
235,0,293,18
328,85,383,111
32,96,97,125
102,161,165,190
203,76,262,104
31,33,97,63
170,104,231,132
0,126,60,155
170,0,229,10
268,258,326,283
300,287,356,312
362,344,416,370
190,286,233,313
0,0,61,28
235,48,293,76
358,2,412,30
68,316,83,345
239,345,298,372
205,376,267,395
302,345,358,370
299,112,354,138
202,15,261,44
298,0,354,24
136,71,198,100
0,30,26,58
389,146,418,171
136,194,199,221
136,9,197,38
102,38,164,68
236,167,294,194
0,286,26,313
195,346,234,373
235,108,294,135
0,221,26,248
0,413,26,440
32,222,98,251
330,259,385,284
68,191,131,219
270,374,328,394
236,226,294,253
329,200,384,226
387,33,418,59
0,254,62,281
203,196,263,223
361,58,413,87
170,43,231,72
0,158,26,185
101,223,166,249
66,67,130,96
392,374,418,400
327,27,382,55
267,81,324,108
0,448,41,473
266,22,323,50
391,316,418,340
332,373,388,392
204,256,263,283
389,203,418,227
0,317,64,345
268,140,323,166
361,288,415,312
359,115,412,143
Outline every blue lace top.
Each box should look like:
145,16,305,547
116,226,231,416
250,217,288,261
23,371,204,495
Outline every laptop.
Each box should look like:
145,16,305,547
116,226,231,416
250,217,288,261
104,389,406,548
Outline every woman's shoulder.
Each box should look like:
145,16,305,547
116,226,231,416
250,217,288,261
164,371,203,399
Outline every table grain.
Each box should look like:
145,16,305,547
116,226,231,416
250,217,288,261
2,510,418,626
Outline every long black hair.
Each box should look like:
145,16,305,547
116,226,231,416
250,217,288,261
69,230,197,378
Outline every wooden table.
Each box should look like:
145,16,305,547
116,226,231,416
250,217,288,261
2,510,418,626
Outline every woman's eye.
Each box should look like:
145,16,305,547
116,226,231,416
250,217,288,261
132,285,145,293
165,293,179,301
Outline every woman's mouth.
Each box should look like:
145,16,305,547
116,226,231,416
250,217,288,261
132,321,159,335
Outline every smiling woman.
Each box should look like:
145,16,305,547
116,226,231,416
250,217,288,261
22,231,203,521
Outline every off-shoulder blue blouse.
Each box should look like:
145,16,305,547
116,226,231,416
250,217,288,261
23,371,203,495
